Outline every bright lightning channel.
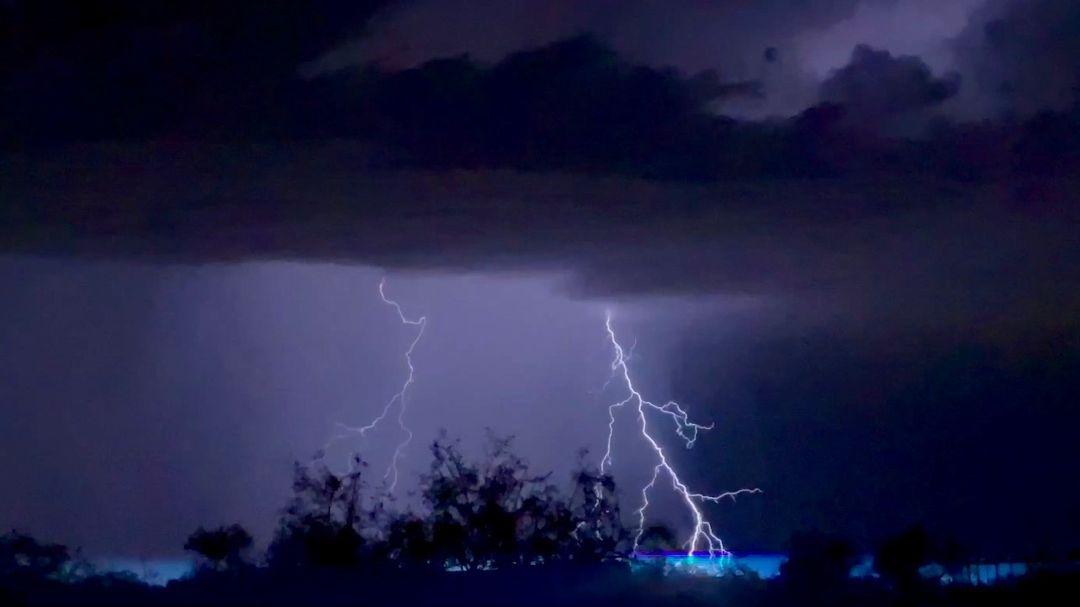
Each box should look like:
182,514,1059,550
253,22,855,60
600,310,761,557
324,278,426,491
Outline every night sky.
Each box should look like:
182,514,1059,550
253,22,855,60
1,0,1078,562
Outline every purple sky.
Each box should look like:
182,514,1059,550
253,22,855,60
2,0,1078,564
0,258,766,557
3,251,1076,559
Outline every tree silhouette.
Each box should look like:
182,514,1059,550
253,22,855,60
184,525,253,572
265,433,631,573
562,452,629,562
0,531,70,580
937,536,967,583
415,433,633,570
780,531,857,592
267,456,373,570
419,432,563,570
875,525,931,592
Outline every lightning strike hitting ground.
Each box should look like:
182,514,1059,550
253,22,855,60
600,311,761,557
322,278,426,491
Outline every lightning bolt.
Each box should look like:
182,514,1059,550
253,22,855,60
322,278,426,491
600,310,760,558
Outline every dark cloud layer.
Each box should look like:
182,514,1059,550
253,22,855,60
2,0,1078,337
303,35,762,177
3,146,1076,342
953,0,1080,117
2,1,1077,134
304,0,862,76
0,0,388,141
3,1,1080,180
820,45,960,133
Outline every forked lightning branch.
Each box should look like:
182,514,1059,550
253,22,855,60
323,280,758,556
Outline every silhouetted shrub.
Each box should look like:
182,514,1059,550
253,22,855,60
781,531,857,589
875,525,931,591
267,456,375,570
0,531,69,580
184,524,253,572
267,434,631,574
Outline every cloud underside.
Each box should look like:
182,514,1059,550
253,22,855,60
820,45,960,130
3,1,1079,150
2,147,1076,338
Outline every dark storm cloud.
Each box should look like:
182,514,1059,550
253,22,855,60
303,35,767,177
0,22,763,176
819,45,960,132
4,1,1080,177
3,0,1078,146
305,0,863,75
5,1,1080,184
0,0,389,141
302,0,989,118
2,1,1078,332
3,145,1077,344
952,0,1080,117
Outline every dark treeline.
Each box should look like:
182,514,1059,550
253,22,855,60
267,434,628,571
2,434,1079,606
